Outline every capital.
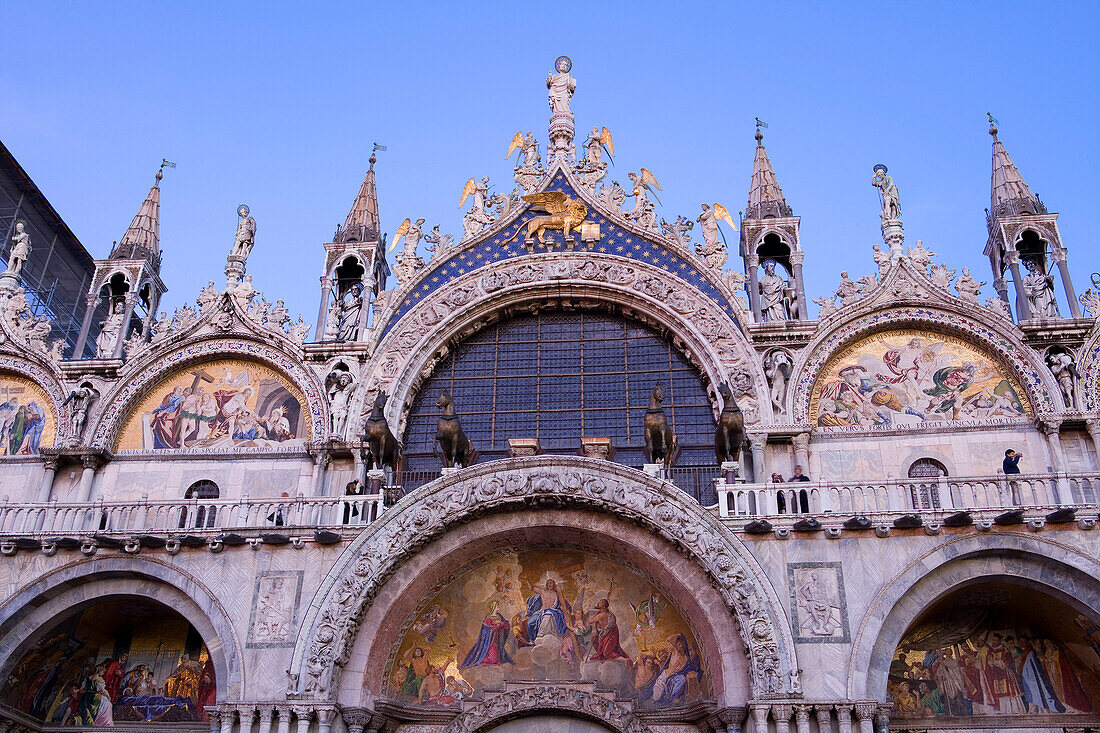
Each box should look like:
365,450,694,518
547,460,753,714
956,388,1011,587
80,454,100,470
789,250,805,266
748,433,768,450
792,432,811,451
1051,246,1068,264
794,705,811,723
854,701,877,720
1086,419,1100,437
1040,419,1062,436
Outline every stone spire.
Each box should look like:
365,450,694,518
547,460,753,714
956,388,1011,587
989,117,1045,219
338,153,381,243
745,127,792,220
111,168,162,267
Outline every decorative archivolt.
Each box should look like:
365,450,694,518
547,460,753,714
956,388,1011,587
440,686,651,733
88,336,326,451
360,251,770,437
789,303,1058,424
1076,320,1100,412
287,456,798,702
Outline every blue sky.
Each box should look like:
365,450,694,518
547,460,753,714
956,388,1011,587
3,1,1098,323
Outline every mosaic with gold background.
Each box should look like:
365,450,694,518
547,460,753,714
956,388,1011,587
810,329,1031,428
0,373,54,455
115,358,307,451
384,549,707,709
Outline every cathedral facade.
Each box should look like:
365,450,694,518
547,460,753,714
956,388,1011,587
1,59,1100,732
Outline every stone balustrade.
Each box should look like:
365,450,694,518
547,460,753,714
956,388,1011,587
0,493,386,538
716,471,1099,519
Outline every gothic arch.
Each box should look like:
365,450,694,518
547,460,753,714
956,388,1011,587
289,456,797,703
846,532,1100,701
364,252,769,436
0,555,245,701
88,336,326,450
790,305,1058,422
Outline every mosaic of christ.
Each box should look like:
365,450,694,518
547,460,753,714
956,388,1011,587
811,330,1030,428
115,359,307,450
385,549,707,709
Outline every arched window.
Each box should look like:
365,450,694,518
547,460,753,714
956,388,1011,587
180,480,219,529
402,311,719,502
908,458,946,510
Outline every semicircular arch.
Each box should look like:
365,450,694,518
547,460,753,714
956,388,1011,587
89,336,325,451
847,532,1100,701
0,354,66,454
288,456,796,703
366,252,769,435
0,555,245,702
790,306,1057,423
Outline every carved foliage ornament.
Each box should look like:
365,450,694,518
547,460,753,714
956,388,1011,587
441,686,649,733
292,458,793,700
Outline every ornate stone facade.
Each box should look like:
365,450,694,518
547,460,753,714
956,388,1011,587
1,61,1099,733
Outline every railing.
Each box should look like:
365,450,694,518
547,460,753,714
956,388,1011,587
0,494,386,537
716,471,1099,518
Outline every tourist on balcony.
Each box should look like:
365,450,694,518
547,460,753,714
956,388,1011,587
1003,449,1022,474
789,466,810,482
770,473,784,483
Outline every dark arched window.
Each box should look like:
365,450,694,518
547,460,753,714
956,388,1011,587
908,458,946,510
402,311,719,501
180,480,219,529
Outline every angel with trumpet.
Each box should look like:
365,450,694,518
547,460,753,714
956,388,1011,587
389,217,425,258
695,203,737,270
625,168,661,229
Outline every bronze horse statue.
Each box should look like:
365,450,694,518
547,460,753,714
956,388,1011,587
363,390,400,474
435,391,477,468
715,381,745,464
643,382,678,469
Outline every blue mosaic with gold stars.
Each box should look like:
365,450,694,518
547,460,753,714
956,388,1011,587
381,172,741,338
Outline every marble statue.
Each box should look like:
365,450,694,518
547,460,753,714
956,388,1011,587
153,310,171,339
835,271,862,306
96,300,125,358
764,351,793,415
579,127,613,188
232,274,257,310
460,178,492,238
268,299,290,328
325,368,356,439
954,267,984,303
232,204,256,260
1047,350,1079,409
1023,258,1059,318
930,263,955,290
871,165,901,221
424,225,454,262
402,218,424,258
518,132,540,169
813,295,839,319
8,222,31,277
197,281,219,315
324,302,339,340
289,316,310,345
625,169,660,230
546,55,576,115
759,261,789,321
872,244,891,278
62,384,97,442
1081,288,1100,317
907,240,934,272
696,204,735,271
337,286,363,341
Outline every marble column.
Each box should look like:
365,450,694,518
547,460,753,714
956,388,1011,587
275,706,292,733
111,292,137,360
293,707,311,733
1086,419,1100,470
750,704,769,733
1007,251,1032,320
792,432,810,472
794,705,811,733
73,293,98,360
342,709,372,733
815,705,834,733
219,708,235,733
747,254,761,321
748,433,767,484
790,250,808,320
1042,420,1069,503
35,458,58,502
78,456,98,502
854,702,876,733
236,706,255,733
874,708,891,733
1052,247,1082,318
206,709,222,733
316,707,334,733
834,704,854,733
310,452,331,496
315,276,333,342
772,704,793,733
256,705,276,733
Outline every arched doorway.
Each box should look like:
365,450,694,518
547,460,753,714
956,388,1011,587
486,714,615,732
907,457,947,511
1,597,217,726
888,581,1099,721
